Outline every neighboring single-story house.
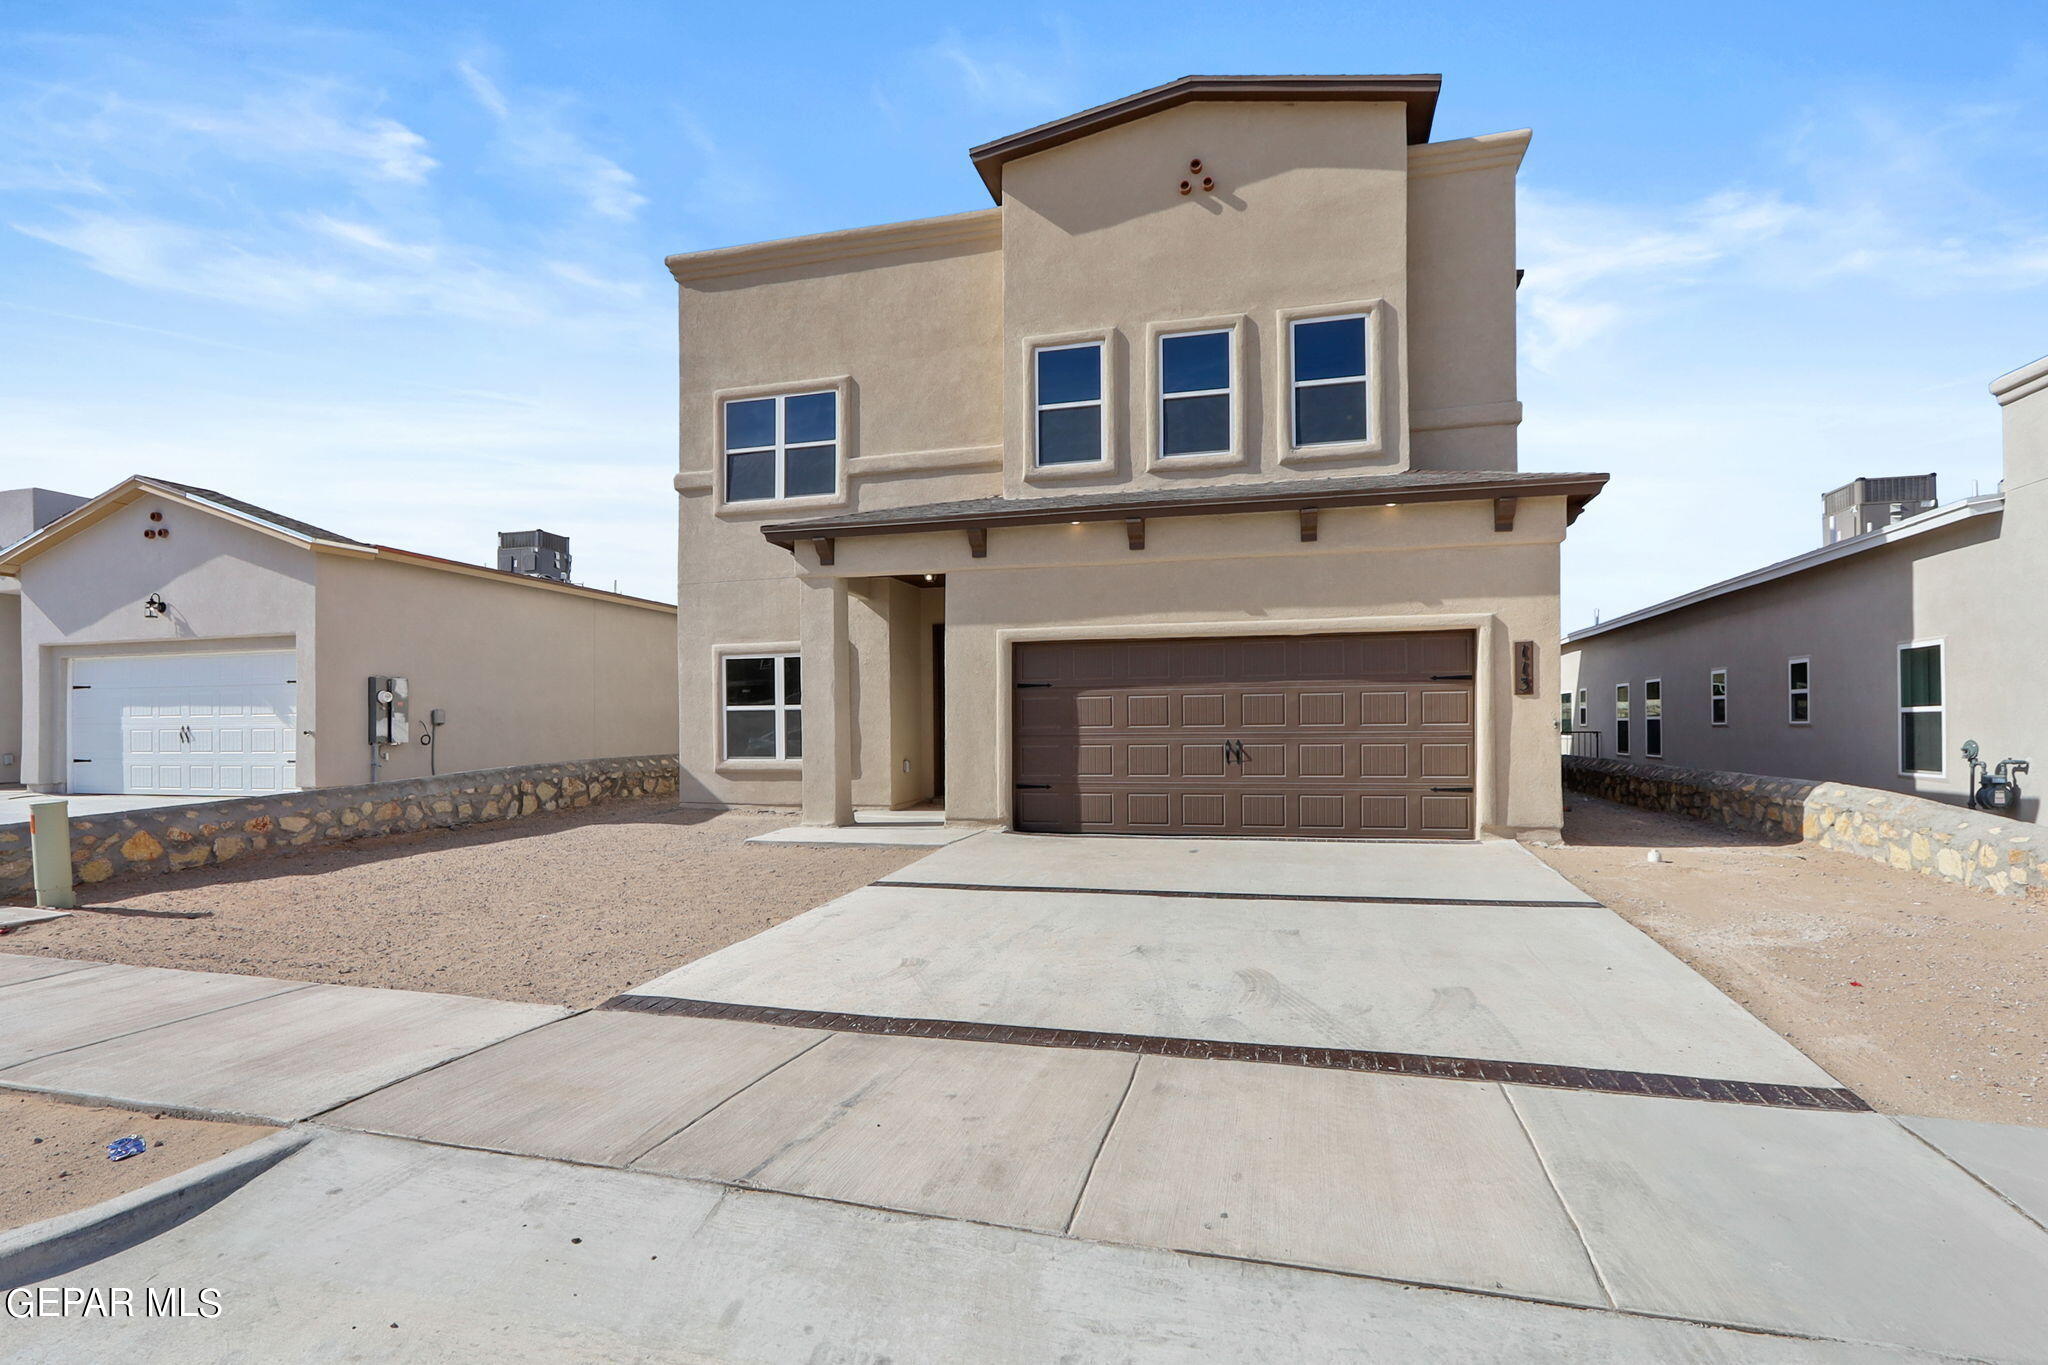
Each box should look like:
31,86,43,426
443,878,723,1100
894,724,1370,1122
1561,351,2048,820
671,74,1605,841
0,476,679,797
1,486,92,786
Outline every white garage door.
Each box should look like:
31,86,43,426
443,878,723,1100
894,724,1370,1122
68,652,300,797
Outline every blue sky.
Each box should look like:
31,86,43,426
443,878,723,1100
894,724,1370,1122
3,1,2045,621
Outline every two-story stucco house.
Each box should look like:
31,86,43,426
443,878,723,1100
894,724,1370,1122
672,75,1606,841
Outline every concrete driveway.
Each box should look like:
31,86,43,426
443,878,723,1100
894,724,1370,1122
10,832,2048,1361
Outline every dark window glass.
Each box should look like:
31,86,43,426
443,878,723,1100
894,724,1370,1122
1791,692,1811,723
1292,316,1367,381
1647,719,1662,755
1899,646,1941,707
1037,405,1101,465
783,708,804,760
784,391,836,445
1036,345,1101,405
1162,393,1230,456
1161,331,1229,394
725,398,776,451
1616,721,1629,754
1789,660,1809,691
724,709,776,759
784,445,836,498
782,656,801,705
1294,381,1369,446
725,657,775,706
725,449,775,502
1901,712,1942,774
1712,697,1727,725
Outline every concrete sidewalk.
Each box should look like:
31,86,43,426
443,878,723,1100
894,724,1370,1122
0,953,566,1122
1,1126,1953,1363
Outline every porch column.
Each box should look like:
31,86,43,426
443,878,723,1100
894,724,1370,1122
798,573,854,826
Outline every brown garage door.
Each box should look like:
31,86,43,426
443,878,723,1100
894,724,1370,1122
1012,632,1476,839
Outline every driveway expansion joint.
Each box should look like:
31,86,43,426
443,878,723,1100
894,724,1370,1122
598,995,1870,1112
872,878,1598,908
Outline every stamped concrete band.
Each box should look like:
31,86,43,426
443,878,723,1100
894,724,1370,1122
599,995,1867,1111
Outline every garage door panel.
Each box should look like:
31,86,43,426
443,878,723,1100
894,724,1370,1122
69,651,298,797
1013,633,1475,839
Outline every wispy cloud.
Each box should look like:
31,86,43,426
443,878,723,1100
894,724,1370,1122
897,24,1083,124
456,59,646,220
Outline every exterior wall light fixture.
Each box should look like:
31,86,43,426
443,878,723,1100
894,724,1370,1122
143,593,168,619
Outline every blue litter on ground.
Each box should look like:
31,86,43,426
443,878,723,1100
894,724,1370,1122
106,1136,147,1162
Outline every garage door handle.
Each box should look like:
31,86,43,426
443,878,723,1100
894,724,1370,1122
1430,785,1474,793
1430,674,1474,681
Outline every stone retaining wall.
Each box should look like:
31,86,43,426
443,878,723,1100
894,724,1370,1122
1563,756,2042,898
0,755,678,900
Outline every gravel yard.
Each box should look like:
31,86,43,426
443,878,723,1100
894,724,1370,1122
0,803,927,1007
1,1092,274,1232
1532,795,2047,1127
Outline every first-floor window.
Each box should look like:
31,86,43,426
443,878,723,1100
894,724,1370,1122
1788,657,1811,724
1899,641,1944,775
1644,678,1663,757
1614,683,1631,755
1710,668,1728,726
723,654,802,760
1575,688,1588,729
1559,692,1573,732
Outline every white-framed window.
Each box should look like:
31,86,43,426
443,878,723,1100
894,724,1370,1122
1644,678,1663,757
1614,683,1631,755
1575,688,1588,729
1289,313,1371,448
1898,640,1945,776
722,654,802,761
723,390,837,503
1559,691,1573,732
1787,657,1811,725
1033,341,1105,467
1157,328,1232,458
1710,668,1728,726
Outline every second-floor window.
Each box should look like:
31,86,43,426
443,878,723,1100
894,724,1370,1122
1291,314,1370,448
724,390,837,503
1159,329,1231,457
1034,342,1104,466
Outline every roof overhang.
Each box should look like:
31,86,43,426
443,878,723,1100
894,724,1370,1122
0,475,367,574
968,74,1442,203
762,470,1606,553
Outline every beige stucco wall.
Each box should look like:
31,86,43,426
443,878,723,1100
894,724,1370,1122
13,491,318,790
312,553,676,787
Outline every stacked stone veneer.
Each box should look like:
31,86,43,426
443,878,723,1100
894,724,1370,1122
0,755,678,899
1563,756,2042,898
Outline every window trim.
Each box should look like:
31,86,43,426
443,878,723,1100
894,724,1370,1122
1614,682,1631,756
714,642,803,771
1787,656,1811,726
1144,316,1246,471
1709,667,1728,727
713,377,852,515
1022,329,1116,482
1275,299,1393,467
1896,638,1946,778
1644,677,1663,758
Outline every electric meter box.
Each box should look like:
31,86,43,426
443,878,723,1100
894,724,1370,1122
368,675,411,745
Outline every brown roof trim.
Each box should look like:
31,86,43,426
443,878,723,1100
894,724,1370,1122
762,470,1606,549
968,74,1443,202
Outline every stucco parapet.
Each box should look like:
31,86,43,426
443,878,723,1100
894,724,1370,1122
1564,756,2045,899
666,210,1000,285
1406,128,1531,178
1990,353,2048,405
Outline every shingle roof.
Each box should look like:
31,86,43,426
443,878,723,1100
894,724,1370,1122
143,477,366,546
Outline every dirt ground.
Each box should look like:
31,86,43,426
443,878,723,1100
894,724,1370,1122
1,1091,274,1232
1533,796,2047,1127
0,803,925,1007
